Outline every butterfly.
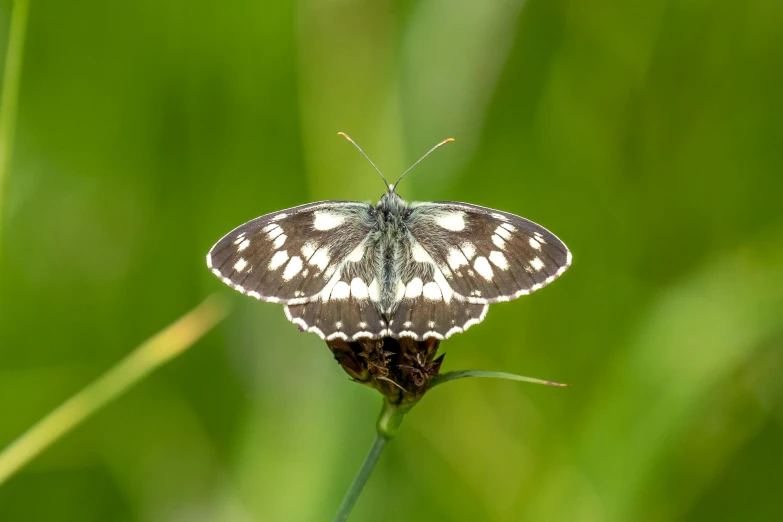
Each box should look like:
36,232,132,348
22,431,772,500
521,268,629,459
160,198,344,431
206,134,571,342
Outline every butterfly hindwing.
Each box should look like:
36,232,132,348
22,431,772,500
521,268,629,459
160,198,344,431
403,202,572,303
388,285,489,339
207,201,376,304
285,296,388,341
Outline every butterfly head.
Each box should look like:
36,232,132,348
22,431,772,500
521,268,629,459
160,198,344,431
377,186,408,218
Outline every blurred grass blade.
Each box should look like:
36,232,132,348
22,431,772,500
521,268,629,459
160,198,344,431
430,370,569,389
0,294,230,487
0,0,30,253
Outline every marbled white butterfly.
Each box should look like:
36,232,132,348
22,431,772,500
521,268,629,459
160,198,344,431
206,134,571,342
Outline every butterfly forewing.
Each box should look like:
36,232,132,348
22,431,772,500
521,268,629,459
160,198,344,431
405,202,572,303
207,201,375,303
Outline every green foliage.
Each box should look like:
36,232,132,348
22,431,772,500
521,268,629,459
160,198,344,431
1,0,783,521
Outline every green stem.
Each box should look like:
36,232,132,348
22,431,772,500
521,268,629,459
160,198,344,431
0,0,30,255
430,369,568,388
331,432,386,522
332,400,407,522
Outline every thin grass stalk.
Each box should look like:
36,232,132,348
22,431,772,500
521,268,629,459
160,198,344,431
0,294,230,486
0,0,31,255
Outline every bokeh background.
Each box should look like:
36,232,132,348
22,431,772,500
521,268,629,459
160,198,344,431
1,0,783,520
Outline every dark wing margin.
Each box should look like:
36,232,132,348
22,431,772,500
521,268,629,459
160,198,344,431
405,201,572,304
206,201,375,304
388,294,489,340
285,297,388,341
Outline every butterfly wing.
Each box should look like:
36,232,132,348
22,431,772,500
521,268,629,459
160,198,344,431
381,201,571,340
207,201,377,304
405,201,572,303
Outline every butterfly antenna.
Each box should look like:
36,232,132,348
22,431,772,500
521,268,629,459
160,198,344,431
337,132,389,190
393,137,455,190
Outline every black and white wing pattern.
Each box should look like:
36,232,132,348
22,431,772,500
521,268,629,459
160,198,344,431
207,201,375,304
208,201,392,341
406,202,572,303
386,201,572,340
207,197,571,342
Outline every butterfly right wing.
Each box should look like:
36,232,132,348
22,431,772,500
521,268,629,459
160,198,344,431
207,201,377,304
404,201,572,303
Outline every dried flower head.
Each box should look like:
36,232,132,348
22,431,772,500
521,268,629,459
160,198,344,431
326,336,444,405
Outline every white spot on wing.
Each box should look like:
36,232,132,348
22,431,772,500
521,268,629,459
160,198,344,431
331,281,350,299
368,279,380,302
436,212,465,231
269,250,289,270
495,225,511,240
489,251,509,270
528,237,541,250
347,243,365,262
491,213,507,221
473,256,494,280
423,282,442,300
301,242,317,259
313,211,345,231
447,248,468,269
351,278,369,299
500,223,517,232
265,225,282,239
405,277,423,298
492,234,505,249
411,242,432,263
320,270,342,301
283,256,303,280
272,213,288,221
395,280,406,301
273,234,287,249
309,248,330,270
461,243,476,260
238,239,251,251
433,270,453,303
530,257,545,271
234,258,248,272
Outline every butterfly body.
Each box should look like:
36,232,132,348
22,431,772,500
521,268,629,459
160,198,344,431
207,181,571,342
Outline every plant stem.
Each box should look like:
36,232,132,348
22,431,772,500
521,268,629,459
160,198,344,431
0,0,30,256
332,400,408,522
331,432,387,522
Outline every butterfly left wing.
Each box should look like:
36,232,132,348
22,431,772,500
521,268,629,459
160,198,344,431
404,201,572,304
207,201,376,304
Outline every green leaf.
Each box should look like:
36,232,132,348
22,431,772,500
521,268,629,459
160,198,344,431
429,370,569,389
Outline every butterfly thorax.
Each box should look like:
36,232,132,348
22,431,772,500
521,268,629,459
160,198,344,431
374,190,412,315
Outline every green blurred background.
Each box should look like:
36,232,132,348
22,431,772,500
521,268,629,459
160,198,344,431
1,0,783,520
